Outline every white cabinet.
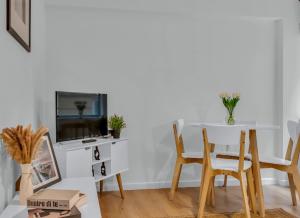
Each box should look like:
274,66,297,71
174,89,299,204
111,141,128,174
66,148,92,178
54,138,128,183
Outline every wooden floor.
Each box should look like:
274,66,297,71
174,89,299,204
99,185,300,218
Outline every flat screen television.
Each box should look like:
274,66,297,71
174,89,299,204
56,91,108,142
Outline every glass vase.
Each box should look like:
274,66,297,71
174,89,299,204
226,113,235,125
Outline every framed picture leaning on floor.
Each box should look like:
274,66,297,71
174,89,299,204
7,0,31,52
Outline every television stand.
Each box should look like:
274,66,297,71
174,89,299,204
54,138,128,199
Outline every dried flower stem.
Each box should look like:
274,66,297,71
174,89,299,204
2,125,48,164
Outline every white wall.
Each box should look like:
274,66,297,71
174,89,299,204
0,0,296,212
44,0,300,189
0,0,46,212
31,0,47,127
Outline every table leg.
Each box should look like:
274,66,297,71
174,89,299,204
116,173,125,199
249,130,265,217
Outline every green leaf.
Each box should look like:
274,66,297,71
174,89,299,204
108,114,126,130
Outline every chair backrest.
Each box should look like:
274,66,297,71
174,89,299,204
287,120,298,144
287,120,300,164
202,124,246,171
174,119,184,138
202,124,246,146
229,121,256,151
173,119,185,156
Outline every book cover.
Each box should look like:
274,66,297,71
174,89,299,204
27,189,80,211
28,206,81,218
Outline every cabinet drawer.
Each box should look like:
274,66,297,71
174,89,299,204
111,140,128,174
66,148,92,178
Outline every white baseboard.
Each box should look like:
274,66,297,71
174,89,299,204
101,177,278,192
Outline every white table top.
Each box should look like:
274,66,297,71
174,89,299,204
189,122,280,130
0,177,101,218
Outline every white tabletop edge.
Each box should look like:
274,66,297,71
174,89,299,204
188,122,280,130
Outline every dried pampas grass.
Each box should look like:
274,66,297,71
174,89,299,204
1,125,48,164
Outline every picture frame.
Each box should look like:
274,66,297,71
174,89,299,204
6,0,31,52
31,133,61,192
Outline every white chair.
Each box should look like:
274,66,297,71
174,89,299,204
216,121,256,187
260,120,300,206
170,119,206,200
217,121,256,159
198,124,256,218
217,120,300,206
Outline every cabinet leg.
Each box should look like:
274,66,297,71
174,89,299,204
100,180,104,195
116,173,125,199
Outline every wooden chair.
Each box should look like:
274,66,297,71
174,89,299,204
259,120,300,206
216,121,255,187
218,120,300,206
169,119,204,200
198,124,256,218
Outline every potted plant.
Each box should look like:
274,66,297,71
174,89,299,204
108,114,126,138
219,92,240,125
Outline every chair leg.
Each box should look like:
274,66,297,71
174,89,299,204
169,159,182,200
292,169,300,201
223,175,228,188
288,173,297,206
246,179,251,210
197,170,212,218
175,163,183,192
208,176,215,207
198,163,207,203
239,173,251,218
206,181,211,206
246,169,257,214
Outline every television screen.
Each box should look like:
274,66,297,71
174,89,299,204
56,91,108,142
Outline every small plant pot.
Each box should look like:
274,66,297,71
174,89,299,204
111,129,121,139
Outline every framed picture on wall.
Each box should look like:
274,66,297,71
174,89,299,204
31,133,61,192
7,0,31,52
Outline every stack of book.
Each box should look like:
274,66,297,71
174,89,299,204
27,189,87,218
